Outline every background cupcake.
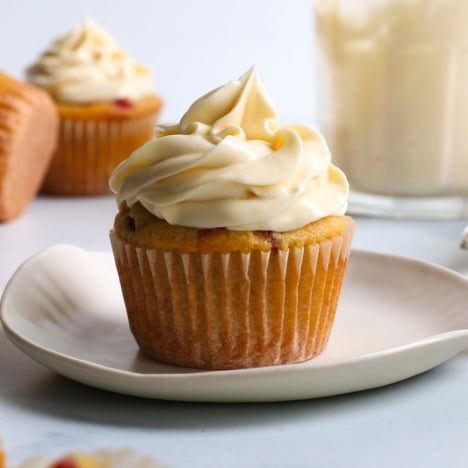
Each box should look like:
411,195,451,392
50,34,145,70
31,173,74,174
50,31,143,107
26,18,162,196
109,67,353,370
0,71,58,221
2,447,164,468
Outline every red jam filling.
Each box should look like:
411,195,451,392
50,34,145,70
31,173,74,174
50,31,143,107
113,98,134,109
199,227,226,237
126,214,136,232
264,230,278,249
50,456,77,468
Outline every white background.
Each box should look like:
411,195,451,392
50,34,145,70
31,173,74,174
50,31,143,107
1,0,318,124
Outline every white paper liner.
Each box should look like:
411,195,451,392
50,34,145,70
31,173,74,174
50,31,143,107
42,112,157,195
110,219,354,369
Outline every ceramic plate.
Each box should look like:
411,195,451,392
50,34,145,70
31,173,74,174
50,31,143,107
2,245,468,402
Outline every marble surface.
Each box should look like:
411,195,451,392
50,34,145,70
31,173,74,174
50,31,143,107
1,196,468,467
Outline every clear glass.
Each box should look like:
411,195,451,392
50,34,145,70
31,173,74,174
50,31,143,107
314,0,468,218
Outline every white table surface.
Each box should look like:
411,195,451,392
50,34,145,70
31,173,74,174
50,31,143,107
1,196,468,468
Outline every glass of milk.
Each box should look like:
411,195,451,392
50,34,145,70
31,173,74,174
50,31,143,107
314,0,468,218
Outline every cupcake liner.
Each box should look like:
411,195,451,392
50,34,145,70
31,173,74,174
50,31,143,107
110,220,354,370
41,111,158,196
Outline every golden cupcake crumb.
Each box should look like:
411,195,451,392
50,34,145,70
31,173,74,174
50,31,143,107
114,202,351,253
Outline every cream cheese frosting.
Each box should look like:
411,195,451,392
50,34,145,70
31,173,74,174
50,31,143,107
26,18,153,104
110,67,348,232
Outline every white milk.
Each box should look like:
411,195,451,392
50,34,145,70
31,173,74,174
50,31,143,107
315,0,468,197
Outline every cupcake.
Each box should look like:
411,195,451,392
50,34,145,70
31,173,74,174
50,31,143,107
0,71,58,221
26,18,162,196
6,448,164,468
109,67,354,370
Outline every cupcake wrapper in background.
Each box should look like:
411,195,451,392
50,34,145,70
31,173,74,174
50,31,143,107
110,221,354,370
42,110,159,196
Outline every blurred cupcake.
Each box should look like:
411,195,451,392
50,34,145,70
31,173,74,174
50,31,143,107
7,448,165,467
26,18,162,196
109,67,354,370
0,71,58,221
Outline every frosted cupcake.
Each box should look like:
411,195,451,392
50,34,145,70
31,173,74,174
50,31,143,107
109,67,354,370
26,18,162,195
7,448,164,468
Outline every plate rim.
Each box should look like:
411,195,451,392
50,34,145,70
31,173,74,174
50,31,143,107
2,244,468,401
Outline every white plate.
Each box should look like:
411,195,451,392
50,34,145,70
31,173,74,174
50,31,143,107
2,245,468,402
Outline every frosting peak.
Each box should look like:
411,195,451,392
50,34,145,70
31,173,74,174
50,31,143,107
26,18,153,104
110,67,348,232
178,67,277,140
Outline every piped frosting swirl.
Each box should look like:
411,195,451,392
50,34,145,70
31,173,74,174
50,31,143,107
26,18,153,104
110,67,348,232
